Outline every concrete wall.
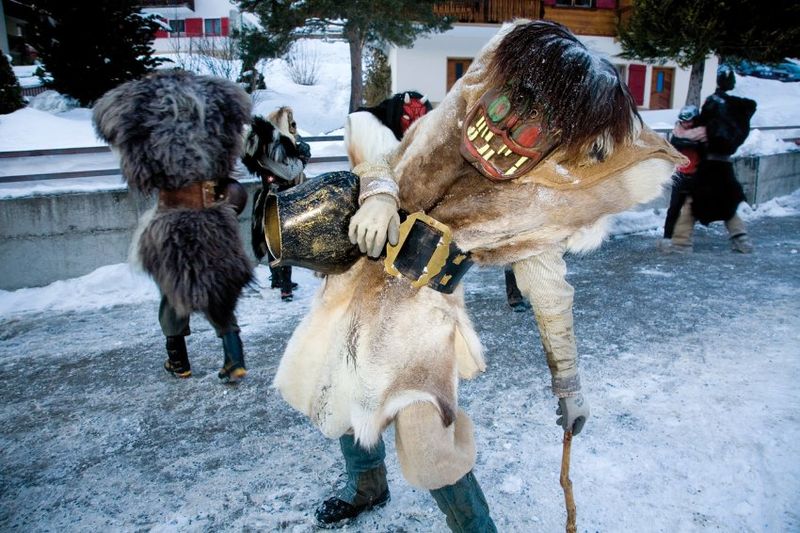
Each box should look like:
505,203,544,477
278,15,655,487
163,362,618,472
2,153,799,290
1,182,261,290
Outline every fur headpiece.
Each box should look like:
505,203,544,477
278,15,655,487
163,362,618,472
488,20,639,161
93,69,252,194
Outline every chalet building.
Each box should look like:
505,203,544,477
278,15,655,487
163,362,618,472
137,0,241,53
391,0,719,110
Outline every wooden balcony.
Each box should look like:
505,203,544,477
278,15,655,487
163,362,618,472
434,0,543,23
136,0,195,10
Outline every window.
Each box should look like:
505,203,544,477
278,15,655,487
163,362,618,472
555,0,593,7
447,58,473,92
169,19,185,35
204,18,221,36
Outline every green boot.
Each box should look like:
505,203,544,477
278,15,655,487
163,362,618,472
218,331,246,382
429,471,497,533
315,434,390,528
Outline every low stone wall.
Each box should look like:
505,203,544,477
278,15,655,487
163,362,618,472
2,152,799,290
0,182,262,290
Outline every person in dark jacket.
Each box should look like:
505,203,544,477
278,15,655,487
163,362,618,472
243,106,309,301
657,104,706,252
668,66,756,253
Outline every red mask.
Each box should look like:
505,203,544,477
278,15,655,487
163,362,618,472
460,88,557,181
400,97,430,135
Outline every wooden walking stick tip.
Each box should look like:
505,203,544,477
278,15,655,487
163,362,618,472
560,430,577,533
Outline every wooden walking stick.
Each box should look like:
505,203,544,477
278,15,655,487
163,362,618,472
560,430,577,533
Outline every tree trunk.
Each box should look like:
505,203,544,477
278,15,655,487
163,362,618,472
346,27,365,112
685,59,706,107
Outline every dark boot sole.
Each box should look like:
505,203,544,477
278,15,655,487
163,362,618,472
218,367,247,383
315,492,390,529
164,361,192,378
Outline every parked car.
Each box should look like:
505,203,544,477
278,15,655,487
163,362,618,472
734,60,800,82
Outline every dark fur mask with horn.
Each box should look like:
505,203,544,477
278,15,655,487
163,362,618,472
93,70,254,324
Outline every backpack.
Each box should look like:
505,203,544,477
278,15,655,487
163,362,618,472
702,93,757,155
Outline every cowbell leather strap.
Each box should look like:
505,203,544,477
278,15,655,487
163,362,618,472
384,211,473,294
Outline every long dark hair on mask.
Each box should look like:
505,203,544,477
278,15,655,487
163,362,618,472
490,20,640,160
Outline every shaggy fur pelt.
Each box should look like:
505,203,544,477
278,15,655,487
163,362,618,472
92,70,254,319
274,20,684,460
93,70,251,194
242,115,301,177
139,205,252,325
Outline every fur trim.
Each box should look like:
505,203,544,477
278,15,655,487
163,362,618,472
93,70,251,194
138,205,253,324
345,112,401,167
242,116,302,176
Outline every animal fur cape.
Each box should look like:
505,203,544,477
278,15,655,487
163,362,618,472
274,20,684,447
93,70,254,324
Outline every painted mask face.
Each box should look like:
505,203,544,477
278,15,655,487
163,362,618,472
400,97,429,135
460,88,557,181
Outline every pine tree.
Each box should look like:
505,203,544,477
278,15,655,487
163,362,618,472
28,0,162,106
363,47,391,107
239,0,451,111
235,24,294,93
619,0,800,106
0,53,26,114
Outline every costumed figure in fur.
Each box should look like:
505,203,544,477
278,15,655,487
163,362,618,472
93,70,254,382
273,21,684,530
242,106,309,302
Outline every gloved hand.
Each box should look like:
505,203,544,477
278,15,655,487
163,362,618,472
556,393,590,435
348,193,400,258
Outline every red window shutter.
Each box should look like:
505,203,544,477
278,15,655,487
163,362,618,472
221,17,229,36
595,0,616,8
155,29,168,38
628,64,646,106
185,18,202,37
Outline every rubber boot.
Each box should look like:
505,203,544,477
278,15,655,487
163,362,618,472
218,331,246,382
315,434,390,528
429,471,497,533
164,335,191,378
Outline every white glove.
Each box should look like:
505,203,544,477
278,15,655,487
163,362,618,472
556,393,590,435
348,193,400,258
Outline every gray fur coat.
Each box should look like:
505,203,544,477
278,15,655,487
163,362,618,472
93,70,253,324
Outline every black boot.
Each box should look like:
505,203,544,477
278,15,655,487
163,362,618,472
218,331,247,382
164,336,191,378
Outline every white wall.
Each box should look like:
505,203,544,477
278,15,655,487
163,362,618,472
391,24,720,110
392,24,500,104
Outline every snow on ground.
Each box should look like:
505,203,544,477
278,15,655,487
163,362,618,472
2,35,800,532
1,212,798,532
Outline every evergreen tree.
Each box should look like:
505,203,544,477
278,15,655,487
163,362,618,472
235,24,294,93
0,53,26,114
239,0,451,111
619,0,800,106
28,0,162,106
363,47,391,107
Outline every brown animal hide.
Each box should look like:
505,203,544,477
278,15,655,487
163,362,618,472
274,20,683,454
